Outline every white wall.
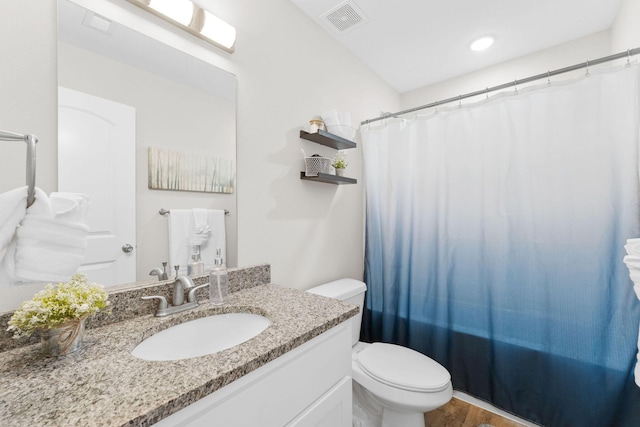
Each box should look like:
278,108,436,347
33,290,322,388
223,0,400,290
611,0,640,53
0,1,59,312
0,1,57,195
401,31,612,110
0,0,399,312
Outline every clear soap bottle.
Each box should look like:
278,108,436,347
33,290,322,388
188,245,204,276
209,248,228,305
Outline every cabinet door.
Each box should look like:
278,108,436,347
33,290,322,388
286,377,352,427
153,322,351,426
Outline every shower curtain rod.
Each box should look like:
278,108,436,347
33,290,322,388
361,47,640,125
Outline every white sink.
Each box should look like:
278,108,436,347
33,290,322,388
132,313,271,361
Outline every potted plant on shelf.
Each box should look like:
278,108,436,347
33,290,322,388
332,151,349,177
7,273,110,356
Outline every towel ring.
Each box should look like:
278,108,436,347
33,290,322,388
159,208,229,216
0,130,38,208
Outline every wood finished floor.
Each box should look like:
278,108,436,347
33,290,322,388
424,397,529,427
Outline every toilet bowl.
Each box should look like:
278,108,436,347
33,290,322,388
307,279,453,427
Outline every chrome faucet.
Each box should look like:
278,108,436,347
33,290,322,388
149,262,169,281
172,275,194,306
142,267,209,317
149,267,163,279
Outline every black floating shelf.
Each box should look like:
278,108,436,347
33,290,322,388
300,129,356,150
300,172,357,185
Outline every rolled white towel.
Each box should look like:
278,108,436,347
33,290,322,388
49,192,89,223
1,190,89,285
625,239,640,257
0,186,28,252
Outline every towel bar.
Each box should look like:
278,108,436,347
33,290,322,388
159,208,229,216
0,130,38,208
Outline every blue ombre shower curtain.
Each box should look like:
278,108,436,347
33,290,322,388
361,65,640,426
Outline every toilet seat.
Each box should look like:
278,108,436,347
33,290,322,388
356,343,451,392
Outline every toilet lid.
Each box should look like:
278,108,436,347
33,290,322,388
356,343,451,392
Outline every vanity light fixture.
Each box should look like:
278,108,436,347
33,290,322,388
148,0,194,26
125,0,236,53
470,36,495,52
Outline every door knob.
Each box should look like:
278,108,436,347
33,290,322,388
122,243,134,253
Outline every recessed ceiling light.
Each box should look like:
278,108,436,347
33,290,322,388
470,36,495,52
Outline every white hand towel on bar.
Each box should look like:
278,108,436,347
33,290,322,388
0,188,90,284
169,208,226,275
623,237,640,387
169,209,193,276
191,208,211,246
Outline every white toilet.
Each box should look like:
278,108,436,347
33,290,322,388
307,279,452,427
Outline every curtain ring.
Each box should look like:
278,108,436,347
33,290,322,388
585,59,590,77
627,49,632,67
486,87,489,100
547,71,551,86
458,95,462,108
514,79,518,94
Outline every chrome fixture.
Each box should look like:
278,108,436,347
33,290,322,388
159,208,229,216
142,271,209,317
149,267,163,279
149,262,169,281
361,47,640,125
172,275,194,306
125,0,236,53
0,129,38,208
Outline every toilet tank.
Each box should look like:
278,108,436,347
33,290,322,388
306,279,367,346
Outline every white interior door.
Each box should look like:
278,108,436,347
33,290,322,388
58,86,136,286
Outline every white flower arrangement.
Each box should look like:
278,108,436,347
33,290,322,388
332,151,349,169
7,273,110,338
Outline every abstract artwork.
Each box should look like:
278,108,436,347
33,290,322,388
148,147,235,194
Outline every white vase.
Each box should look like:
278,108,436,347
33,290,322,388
335,168,345,177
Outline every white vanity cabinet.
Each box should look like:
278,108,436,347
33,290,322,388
154,321,352,426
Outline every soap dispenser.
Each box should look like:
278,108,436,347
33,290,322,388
188,245,204,276
209,248,228,305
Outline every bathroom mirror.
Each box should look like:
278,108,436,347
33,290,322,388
58,1,236,283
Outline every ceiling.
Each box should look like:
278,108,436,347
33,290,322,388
290,0,622,94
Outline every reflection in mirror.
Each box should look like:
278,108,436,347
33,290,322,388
0,0,237,314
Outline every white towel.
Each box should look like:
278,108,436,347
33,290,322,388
169,209,193,276
169,208,226,275
0,186,28,252
191,208,211,246
623,238,640,387
1,189,90,285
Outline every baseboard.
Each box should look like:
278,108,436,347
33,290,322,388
453,391,542,427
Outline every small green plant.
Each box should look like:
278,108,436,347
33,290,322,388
332,151,349,169
7,273,110,338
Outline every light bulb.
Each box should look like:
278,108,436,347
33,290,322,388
148,0,194,26
200,10,236,49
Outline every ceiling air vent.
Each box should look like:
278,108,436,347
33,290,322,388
321,1,369,33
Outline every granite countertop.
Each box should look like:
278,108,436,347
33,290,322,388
0,284,358,427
